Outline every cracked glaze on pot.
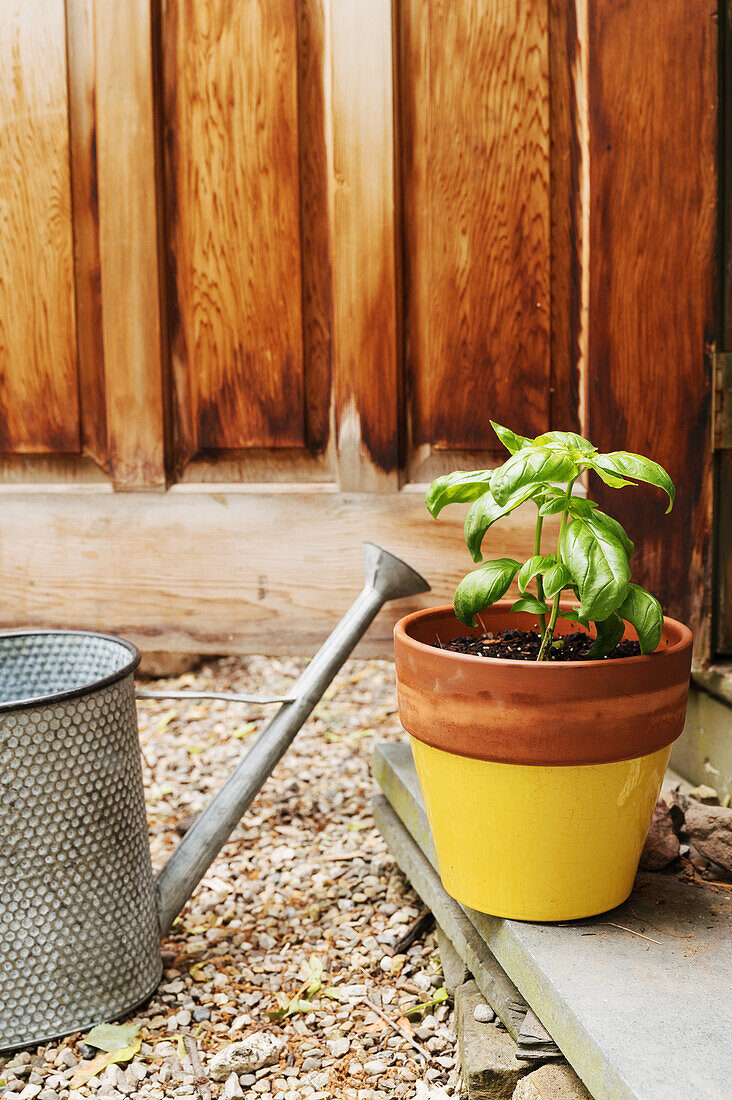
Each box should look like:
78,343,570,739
394,602,693,766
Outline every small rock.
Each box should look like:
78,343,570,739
239,1075,256,1087
639,799,680,870
18,1086,42,1100
685,802,732,872
326,1038,350,1058
78,1044,97,1060
363,1060,388,1077
192,1006,211,1022
473,1002,495,1024
209,1033,285,1081
221,1072,245,1098
687,784,720,805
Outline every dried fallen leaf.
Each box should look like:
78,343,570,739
69,1039,141,1088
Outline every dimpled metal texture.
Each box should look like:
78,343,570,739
0,632,162,1052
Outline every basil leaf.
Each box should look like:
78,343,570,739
517,555,556,594
588,612,625,658
453,559,521,627
491,447,579,507
592,452,675,513
560,518,631,622
538,496,568,517
510,596,550,615
425,470,493,518
465,486,537,563
618,583,664,654
533,430,597,455
490,421,532,455
559,607,591,628
591,465,635,489
543,562,571,599
583,508,635,559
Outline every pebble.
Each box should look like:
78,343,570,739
222,1072,245,1098
473,1003,495,1023
363,1060,388,1076
209,1033,285,1080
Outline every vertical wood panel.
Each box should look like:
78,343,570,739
66,0,108,472
548,0,585,434
0,0,79,455
330,0,400,491
164,0,305,461
401,0,551,455
297,0,333,457
586,0,717,653
96,0,166,488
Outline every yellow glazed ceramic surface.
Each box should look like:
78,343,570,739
411,737,671,921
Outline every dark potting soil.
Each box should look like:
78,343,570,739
438,628,641,661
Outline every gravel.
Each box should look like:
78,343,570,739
1,655,461,1098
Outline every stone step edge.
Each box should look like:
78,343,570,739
373,795,592,1100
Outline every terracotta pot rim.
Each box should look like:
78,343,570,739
394,601,692,668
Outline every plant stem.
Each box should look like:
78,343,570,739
536,478,576,661
533,505,547,638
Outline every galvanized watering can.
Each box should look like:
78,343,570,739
0,543,429,1051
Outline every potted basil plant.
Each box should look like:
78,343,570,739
394,425,692,920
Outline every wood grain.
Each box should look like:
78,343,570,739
330,0,400,491
0,0,79,454
547,0,584,434
297,0,333,456
400,0,551,458
0,488,556,656
163,0,305,463
66,0,108,472
586,0,717,656
96,0,166,488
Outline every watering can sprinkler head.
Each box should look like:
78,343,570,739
362,541,431,602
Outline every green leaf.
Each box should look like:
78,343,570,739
590,464,635,489
517,555,556,594
560,518,631,621
454,558,521,627
425,470,493,518
490,421,533,455
465,486,537,562
582,507,635,559
618,583,664,654
588,612,625,658
491,447,579,507
592,452,675,512
84,1022,141,1053
533,430,597,455
543,562,572,599
511,596,550,615
559,607,590,628
539,496,569,517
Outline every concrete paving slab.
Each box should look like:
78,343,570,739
373,741,732,1100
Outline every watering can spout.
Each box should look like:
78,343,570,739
155,543,429,934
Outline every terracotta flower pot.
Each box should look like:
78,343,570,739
394,601,693,920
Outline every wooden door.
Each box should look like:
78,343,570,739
0,0,720,662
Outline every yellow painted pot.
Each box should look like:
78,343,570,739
411,737,671,920
395,603,693,921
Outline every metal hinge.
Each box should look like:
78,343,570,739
712,348,732,450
